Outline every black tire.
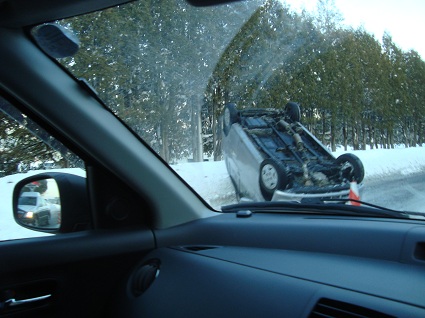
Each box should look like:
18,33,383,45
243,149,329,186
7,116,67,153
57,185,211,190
285,102,301,122
259,158,292,201
223,103,239,136
335,153,365,183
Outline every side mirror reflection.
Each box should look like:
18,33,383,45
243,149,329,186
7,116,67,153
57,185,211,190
15,178,61,230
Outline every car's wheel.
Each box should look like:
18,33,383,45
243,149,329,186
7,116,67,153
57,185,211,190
285,102,301,122
336,153,365,183
223,103,239,136
259,159,291,201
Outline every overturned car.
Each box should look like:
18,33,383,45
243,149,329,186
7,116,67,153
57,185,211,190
222,102,364,202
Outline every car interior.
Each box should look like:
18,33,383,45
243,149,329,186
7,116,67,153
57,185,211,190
0,0,424,317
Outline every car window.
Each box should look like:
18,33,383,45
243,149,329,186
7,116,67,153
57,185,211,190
32,0,425,215
18,197,37,206
0,95,86,241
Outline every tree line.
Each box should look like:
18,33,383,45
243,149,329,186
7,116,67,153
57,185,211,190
1,0,424,172
204,0,425,155
0,97,83,175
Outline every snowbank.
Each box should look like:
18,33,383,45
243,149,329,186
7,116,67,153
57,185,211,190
334,146,425,179
172,160,237,208
173,146,425,207
1,147,424,241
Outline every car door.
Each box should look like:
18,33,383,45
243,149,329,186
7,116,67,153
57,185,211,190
0,98,157,318
0,9,215,315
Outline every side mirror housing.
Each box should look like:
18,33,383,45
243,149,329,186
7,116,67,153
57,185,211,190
13,172,91,233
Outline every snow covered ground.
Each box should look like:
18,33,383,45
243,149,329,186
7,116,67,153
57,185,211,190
1,146,425,241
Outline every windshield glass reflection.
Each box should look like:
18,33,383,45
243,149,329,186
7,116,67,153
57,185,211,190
51,0,425,213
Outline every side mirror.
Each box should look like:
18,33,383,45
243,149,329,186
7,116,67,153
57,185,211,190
16,178,61,230
13,172,91,233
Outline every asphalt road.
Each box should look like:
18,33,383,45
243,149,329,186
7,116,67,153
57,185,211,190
361,172,425,214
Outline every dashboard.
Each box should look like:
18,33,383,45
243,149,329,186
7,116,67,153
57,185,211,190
108,213,425,317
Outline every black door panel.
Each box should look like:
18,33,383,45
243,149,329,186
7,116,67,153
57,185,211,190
0,229,154,318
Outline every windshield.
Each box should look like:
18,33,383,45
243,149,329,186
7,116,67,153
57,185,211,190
18,197,37,206
44,0,425,213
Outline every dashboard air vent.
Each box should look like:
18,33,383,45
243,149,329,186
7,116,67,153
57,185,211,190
309,298,394,318
181,245,219,252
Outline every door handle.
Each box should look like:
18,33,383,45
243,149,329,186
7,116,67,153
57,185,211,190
3,294,51,309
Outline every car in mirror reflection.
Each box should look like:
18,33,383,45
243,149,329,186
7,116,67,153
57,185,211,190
17,192,52,227
16,178,61,229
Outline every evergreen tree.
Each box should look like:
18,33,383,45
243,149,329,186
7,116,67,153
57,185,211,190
59,0,258,163
3,0,424,167
1,98,80,175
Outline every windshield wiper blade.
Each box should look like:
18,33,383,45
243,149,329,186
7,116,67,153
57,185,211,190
221,200,414,219
222,201,307,212
319,198,425,218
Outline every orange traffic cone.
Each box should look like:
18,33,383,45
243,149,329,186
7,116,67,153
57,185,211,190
348,180,361,206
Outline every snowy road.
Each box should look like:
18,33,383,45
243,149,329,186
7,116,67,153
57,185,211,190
175,146,425,211
362,172,425,213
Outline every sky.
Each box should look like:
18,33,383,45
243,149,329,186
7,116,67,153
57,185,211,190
287,0,425,59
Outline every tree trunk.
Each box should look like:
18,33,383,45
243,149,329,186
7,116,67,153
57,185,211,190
342,125,347,151
161,125,170,163
321,111,326,145
389,129,394,149
191,100,203,162
212,106,219,161
352,125,359,150
369,125,374,150
330,119,336,152
411,120,417,147
213,115,222,161
361,123,367,150
402,123,409,148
